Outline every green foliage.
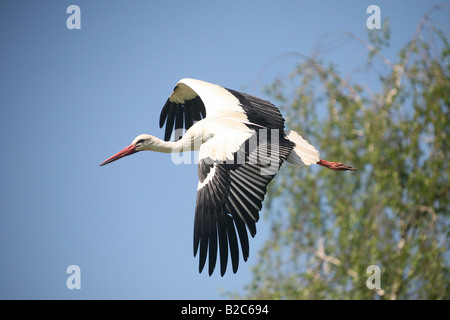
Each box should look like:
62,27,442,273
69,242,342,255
239,7,449,299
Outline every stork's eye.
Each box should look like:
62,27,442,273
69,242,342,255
136,139,145,145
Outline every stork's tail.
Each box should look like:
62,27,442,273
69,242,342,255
285,130,320,166
285,130,357,171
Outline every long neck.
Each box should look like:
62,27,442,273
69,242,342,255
145,134,195,153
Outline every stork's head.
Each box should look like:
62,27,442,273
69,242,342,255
99,134,155,166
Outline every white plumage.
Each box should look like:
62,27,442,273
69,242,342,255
100,78,356,276
285,130,320,165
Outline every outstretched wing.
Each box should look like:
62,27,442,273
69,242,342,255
159,78,250,141
194,129,294,276
159,85,206,141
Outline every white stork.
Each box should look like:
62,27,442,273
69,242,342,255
100,78,356,276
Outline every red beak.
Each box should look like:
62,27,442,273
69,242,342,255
99,144,137,166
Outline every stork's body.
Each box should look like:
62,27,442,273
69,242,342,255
100,78,355,276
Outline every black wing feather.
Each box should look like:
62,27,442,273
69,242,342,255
174,106,184,141
225,214,239,274
184,99,194,130
233,216,250,261
164,103,176,141
159,89,206,142
159,99,170,128
226,89,285,129
194,129,295,276
198,204,209,274
216,207,229,276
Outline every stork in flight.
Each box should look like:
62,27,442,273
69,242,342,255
100,78,356,276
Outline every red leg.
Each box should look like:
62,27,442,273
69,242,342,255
317,159,356,171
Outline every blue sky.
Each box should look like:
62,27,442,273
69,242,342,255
0,0,443,299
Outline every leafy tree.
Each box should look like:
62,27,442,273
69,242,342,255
239,4,449,299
